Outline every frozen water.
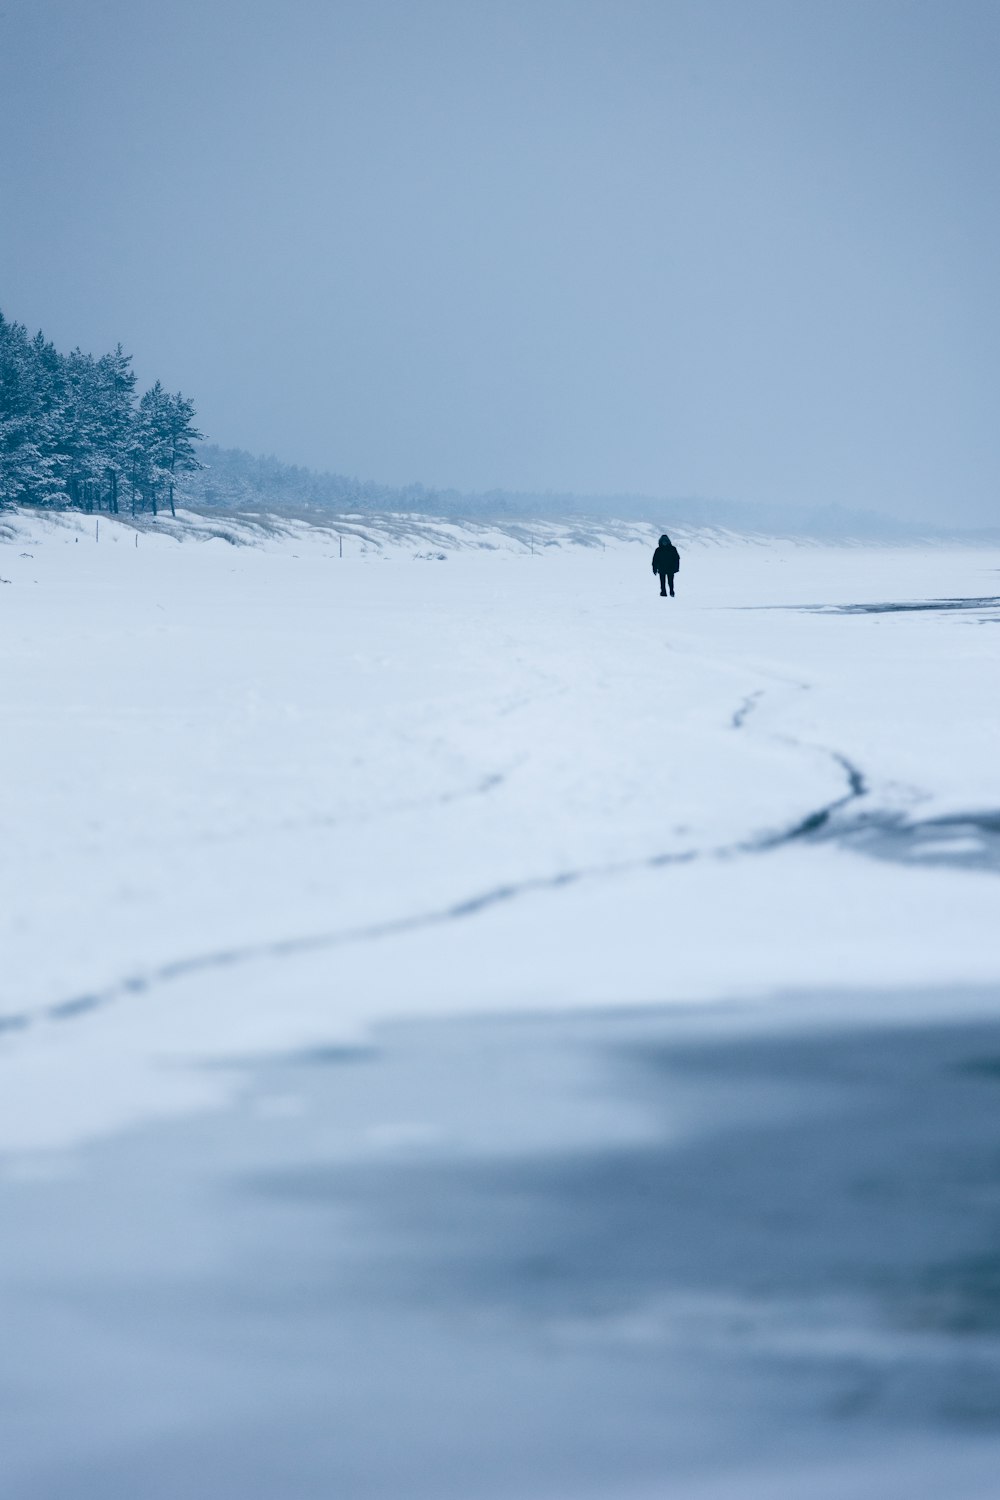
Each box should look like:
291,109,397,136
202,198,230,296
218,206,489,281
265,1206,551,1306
1,506,999,1496
2,509,999,1149
4,1005,1000,1498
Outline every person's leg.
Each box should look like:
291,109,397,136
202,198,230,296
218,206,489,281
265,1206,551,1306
667,571,675,596
658,571,667,595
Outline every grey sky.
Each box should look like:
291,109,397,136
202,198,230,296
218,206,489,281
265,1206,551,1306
2,0,998,522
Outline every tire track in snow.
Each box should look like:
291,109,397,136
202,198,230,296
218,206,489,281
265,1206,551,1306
753,751,868,845
728,682,867,840
729,686,1000,869
0,738,870,1041
730,690,764,730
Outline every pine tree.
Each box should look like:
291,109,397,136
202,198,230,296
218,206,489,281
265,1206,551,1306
162,391,203,516
1,314,41,506
0,310,203,515
94,346,136,513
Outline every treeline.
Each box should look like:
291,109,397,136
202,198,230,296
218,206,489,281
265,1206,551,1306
187,444,668,521
0,311,201,515
2,309,932,540
188,444,923,540
187,444,411,516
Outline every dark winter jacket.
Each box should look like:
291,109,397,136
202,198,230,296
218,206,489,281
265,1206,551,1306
652,535,680,575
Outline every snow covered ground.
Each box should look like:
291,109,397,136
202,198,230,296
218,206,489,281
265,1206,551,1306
2,505,999,1149
2,505,1000,1497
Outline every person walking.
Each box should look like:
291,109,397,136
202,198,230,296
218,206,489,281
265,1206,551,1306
651,533,680,597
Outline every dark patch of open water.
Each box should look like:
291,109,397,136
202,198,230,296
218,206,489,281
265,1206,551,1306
3,1003,1000,1498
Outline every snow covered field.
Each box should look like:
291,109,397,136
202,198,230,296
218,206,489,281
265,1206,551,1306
2,506,999,1149
2,506,1000,1497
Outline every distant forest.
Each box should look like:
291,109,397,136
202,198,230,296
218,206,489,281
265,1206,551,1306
2,312,932,539
0,312,201,515
185,444,920,539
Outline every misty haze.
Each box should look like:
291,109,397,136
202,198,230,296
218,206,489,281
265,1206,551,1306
2,3,1000,1499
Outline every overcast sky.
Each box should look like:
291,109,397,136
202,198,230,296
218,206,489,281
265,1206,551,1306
2,0,998,521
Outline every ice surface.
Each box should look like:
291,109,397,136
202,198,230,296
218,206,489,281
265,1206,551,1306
4,1005,1000,1500
2,506,1000,1498
1,507,999,1148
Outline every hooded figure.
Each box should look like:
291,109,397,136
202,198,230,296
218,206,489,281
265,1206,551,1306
651,534,680,596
